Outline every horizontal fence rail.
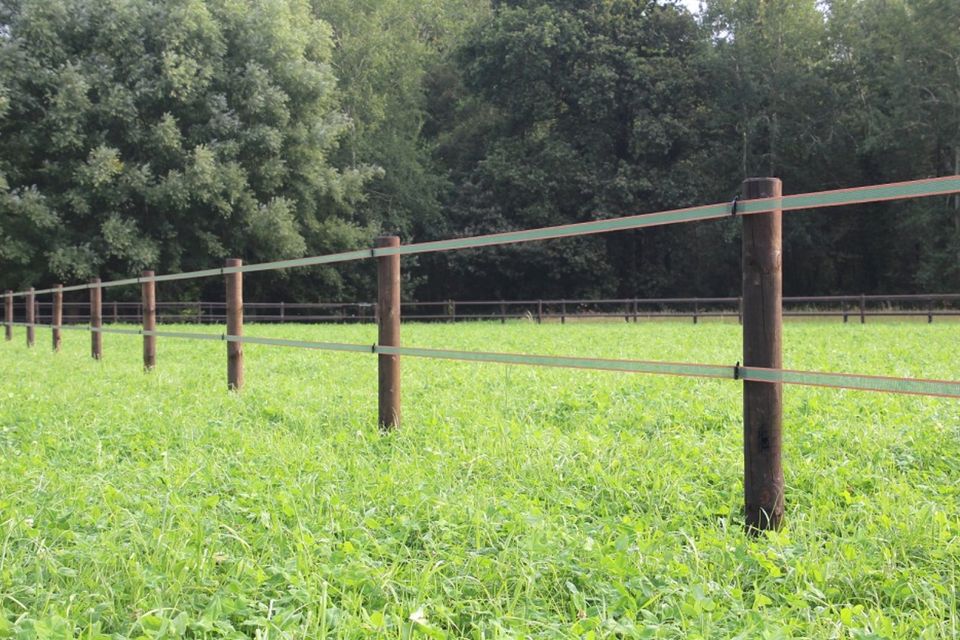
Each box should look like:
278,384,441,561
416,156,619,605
4,294,959,325
3,175,960,299
8,322,960,398
4,173,960,532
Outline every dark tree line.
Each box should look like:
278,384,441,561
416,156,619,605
1,0,958,302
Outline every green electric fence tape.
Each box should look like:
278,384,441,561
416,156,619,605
5,322,960,398
3,176,959,297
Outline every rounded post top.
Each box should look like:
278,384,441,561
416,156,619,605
141,269,155,277
89,277,101,285
375,235,401,248
225,258,243,267
741,177,783,200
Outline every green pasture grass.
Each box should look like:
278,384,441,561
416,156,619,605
0,321,957,639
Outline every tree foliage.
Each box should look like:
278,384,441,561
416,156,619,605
1,0,959,300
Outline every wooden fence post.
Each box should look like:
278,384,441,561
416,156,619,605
142,271,157,370
693,298,699,324
377,235,401,430
4,290,12,341
561,300,567,324
859,294,866,324
741,177,784,532
90,278,102,359
537,300,543,324
52,285,63,352
225,259,244,391
26,288,35,347
500,302,506,324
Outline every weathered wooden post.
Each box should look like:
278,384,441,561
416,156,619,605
52,285,63,352
142,271,157,370
927,298,933,324
741,177,784,532
112,301,118,323
4,290,12,341
693,298,699,324
225,259,244,391
561,300,567,325
500,302,506,324
377,235,401,430
859,294,866,324
537,300,543,324
90,278,102,359
26,288,35,347
842,300,848,323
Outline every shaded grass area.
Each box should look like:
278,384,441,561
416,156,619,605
0,322,958,638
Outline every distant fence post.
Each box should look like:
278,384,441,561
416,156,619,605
377,236,401,430
225,259,244,391
4,290,12,341
741,177,784,532
693,298,699,324
561,300,567,324
26,287,35,347
500,302,506,324
859,294,866,324
52,285,63,352
112,301,118,324
927,297,933,324
842,299,848,323
90,278,102,359
537,300,543,324
142,271,157,370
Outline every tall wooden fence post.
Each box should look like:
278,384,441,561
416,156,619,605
859,294,866,324
225,259,244,391
377,235,401,430
52,285,63,352
26,288,35,347
90,278,102,359
142,271,157,370
4,291,13,341
741,177,784,532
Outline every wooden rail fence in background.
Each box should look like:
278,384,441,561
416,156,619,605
4,293,958,326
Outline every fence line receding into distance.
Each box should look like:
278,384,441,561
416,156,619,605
4,174,960,531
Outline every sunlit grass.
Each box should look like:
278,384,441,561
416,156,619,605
0,321,958,638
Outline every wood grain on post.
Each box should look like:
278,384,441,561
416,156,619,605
52,285,63,352
142,270,157,370
741,177,784,532
26,288,35,347
225,259,244,391
4,290,12,341
376,236,401,430
90,278,102,359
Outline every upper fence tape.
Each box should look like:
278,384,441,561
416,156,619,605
3,176,959,298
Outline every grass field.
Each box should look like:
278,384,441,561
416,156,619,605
0,321,958,639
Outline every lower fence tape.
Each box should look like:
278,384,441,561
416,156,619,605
4,323,959,398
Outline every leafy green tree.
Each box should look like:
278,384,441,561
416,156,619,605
0,0,374,298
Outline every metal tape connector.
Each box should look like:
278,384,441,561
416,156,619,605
730,194,740,217
734,361,741,380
